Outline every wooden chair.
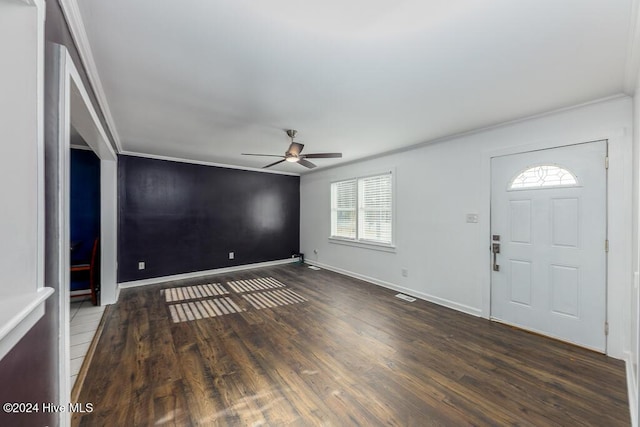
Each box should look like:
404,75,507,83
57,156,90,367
70,238,100,306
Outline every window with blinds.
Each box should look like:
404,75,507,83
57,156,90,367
331,179,357,239
331,172,393,245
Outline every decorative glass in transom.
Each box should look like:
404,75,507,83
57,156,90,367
509,165,578,190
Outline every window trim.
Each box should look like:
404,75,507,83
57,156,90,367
330,170,396,251
329,236,397,252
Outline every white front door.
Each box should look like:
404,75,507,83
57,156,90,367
490,141,607,352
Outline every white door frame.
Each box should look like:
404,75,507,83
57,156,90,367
47,43,117,427
480,130,632,359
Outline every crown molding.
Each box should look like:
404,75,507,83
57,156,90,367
119,150,301,176
70,144,93,151
624,0,640,94
21,0,44,7
58,0,123,152
304,94,629,175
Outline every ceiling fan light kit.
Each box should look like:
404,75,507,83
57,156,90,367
241,129,342,169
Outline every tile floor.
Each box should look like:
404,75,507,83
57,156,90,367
69,297,105,386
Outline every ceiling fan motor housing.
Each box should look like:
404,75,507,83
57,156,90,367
286,129,297,139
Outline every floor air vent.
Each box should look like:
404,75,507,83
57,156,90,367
395,293,416,302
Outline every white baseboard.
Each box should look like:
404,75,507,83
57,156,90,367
70,289,91,297
118,258,299,290
306,260,482,318
625,351,638,427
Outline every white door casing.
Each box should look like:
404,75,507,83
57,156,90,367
490,141,607,352
46,43,118,427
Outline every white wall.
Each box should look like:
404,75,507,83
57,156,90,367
301,96,633,359
0,0,54,365
0,1,40,296
631,59,640,425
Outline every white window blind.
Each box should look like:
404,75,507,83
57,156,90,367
331,179,357,239
331,172,393,245
358,174,392,244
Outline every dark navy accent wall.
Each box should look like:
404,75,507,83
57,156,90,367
70,148,101,264
118,155,300,282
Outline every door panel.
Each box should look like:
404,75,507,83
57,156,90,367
551,198,579,247
550,265,579,317
509,260,532,306
510,200,531,243
491,141,607,351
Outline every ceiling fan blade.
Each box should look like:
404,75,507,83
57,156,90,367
263,159,286,168
297,158,317,169
242,153,284,157
301,153,342,159
288,142,304,156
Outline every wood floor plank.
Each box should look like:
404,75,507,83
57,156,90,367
75,264,630,426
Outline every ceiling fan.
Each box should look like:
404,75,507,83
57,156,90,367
242,129,342,169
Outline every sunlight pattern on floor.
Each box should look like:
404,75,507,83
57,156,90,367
164,277,308,323
162,283,229,302
169,297,244,323
241,289,307,310
227,277,285,293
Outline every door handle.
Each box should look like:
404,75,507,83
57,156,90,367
492,243,500,271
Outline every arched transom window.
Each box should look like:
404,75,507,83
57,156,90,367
509,165,578,190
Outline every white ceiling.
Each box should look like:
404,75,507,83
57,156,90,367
75,0,634,174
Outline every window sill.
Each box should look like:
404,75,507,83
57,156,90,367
328,237,396,253
0,287,54,362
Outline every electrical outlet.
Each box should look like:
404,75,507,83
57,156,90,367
466,213,479,223
401,269,408,277
229,252,234,260
138,261,145,270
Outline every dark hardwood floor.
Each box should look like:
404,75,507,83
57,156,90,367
75,264,630,426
